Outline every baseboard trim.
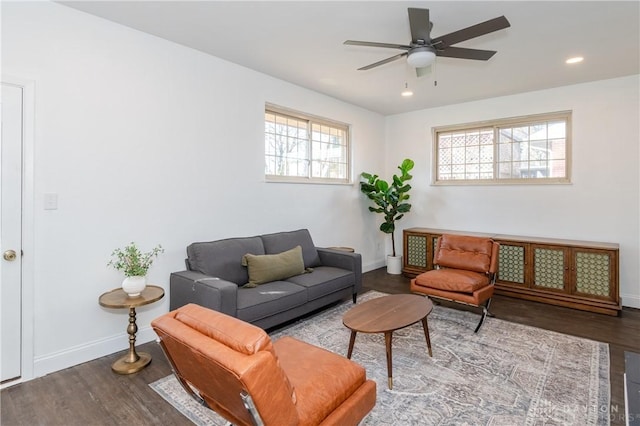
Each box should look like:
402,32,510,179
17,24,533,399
33,326,157,378
621,293,640,309
363,259,386,273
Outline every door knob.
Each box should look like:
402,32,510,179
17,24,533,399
3,250,17,261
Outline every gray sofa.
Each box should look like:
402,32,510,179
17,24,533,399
169,229,362,329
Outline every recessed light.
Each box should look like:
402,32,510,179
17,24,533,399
566,56,584,64
401,82,413,97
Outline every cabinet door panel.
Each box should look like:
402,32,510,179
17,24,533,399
406,234,428,270
497,243,528,287
573,249,615,300
532,246,569,292
403,230,444,275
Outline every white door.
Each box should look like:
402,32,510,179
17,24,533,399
1,83,23,382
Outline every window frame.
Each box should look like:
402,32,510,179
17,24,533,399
265,103,352,185
432,111,572,185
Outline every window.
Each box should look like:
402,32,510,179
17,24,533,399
434,111,571,184
265,104,350,183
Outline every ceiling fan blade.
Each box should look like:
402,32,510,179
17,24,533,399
408,8,431,44
436,46,497,60
415,65,432,77
358,52,408,70
430,16,510,48
344,40,411,50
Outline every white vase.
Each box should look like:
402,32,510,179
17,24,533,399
386,255,403,275
122,275,146,297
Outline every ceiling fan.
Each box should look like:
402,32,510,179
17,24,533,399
344,8,510,76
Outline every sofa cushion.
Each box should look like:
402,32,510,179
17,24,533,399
173,303,273,355
286,266,354,301
413,268,490,293
435,234,494,273
261,229,321,268
236,281,307,323
273,336,369,426
187,236,265,285
242,246,305,287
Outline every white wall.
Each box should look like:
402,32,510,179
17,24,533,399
2,1,387,379
386,75,640,308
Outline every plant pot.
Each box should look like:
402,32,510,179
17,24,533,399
386,255,403,275
122,275,146,297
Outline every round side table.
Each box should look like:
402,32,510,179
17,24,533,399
327,246,355,252
98,285,164,374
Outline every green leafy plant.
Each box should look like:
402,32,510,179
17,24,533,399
360,158,415,257
107,242,164,277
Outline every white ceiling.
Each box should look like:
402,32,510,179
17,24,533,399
59,1,640,116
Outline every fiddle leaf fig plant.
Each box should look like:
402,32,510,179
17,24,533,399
360,158,414,257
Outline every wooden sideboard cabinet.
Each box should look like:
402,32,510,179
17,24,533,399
403,228,621,316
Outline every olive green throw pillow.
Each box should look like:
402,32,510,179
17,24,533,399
241,245,305,288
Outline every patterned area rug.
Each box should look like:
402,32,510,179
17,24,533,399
150,291,610,425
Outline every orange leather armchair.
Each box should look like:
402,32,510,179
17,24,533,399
410,234,499,333
152,303,376,426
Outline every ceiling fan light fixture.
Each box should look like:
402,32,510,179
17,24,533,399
407,49,436,68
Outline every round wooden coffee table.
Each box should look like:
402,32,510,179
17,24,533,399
343,293,433,390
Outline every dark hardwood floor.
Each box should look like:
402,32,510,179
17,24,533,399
2,268,639,425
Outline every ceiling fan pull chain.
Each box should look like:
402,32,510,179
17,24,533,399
434,61,438,86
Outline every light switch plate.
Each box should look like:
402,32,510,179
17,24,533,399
44,193,58,210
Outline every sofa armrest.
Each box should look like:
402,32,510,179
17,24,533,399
316,248,363,294
170,271,238,316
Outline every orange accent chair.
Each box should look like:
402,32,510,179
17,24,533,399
152,303,376,426
410,234,500,333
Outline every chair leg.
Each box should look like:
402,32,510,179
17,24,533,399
485,297,495,318
474,298,493,333
240,391,265,426
352,293,357,304
474,307,488,333
157,339,210,408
